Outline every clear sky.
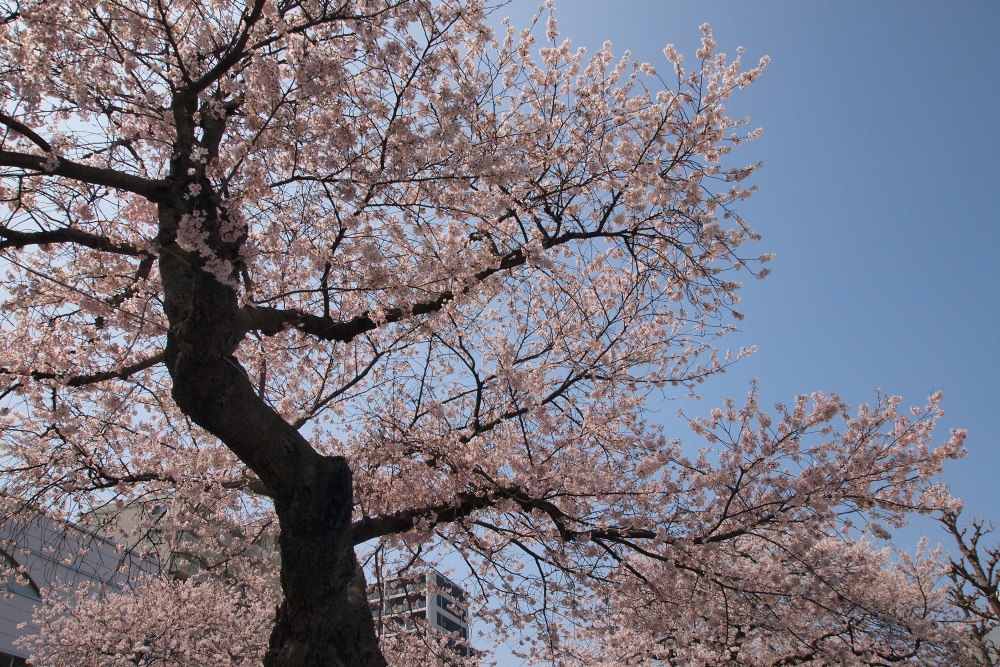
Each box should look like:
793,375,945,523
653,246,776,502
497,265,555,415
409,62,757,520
496,0,1000,536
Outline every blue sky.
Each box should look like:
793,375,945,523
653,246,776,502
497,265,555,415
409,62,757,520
497,1,1000,533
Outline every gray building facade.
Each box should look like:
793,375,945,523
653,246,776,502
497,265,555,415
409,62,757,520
0,513,156,664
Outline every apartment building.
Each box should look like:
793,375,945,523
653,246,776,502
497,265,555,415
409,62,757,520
368,569,472,658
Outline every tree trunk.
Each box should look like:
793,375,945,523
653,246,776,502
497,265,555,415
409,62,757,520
265,456,388,667
157,191,387,666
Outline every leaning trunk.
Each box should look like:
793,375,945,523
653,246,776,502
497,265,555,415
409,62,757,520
157,181,387,666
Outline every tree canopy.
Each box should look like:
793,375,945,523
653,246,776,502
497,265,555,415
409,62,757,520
0,0,988,665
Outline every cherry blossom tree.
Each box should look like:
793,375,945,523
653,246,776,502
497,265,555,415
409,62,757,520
0,0,974,664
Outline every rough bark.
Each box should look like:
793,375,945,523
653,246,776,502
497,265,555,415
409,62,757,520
266,458,387,667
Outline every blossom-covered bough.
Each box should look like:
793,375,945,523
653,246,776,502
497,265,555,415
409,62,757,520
0,0,980,664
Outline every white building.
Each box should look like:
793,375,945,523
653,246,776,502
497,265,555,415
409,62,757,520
368,570,472,657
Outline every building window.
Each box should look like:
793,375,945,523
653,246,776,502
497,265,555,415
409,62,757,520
0,651,28,667
436,593,465,620
436,612,468,639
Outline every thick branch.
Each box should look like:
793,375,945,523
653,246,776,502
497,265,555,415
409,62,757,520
241,228,622,341
0,224,152,256
352,489,497,544
351,483,659,546
1,351,165,387
0,150,167,200
353,481,780,552
81,470,177,490
239,291,454,343
179,0,268,100
0,112,52,152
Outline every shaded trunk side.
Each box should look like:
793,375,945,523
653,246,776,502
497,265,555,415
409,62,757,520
266,457,387,667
